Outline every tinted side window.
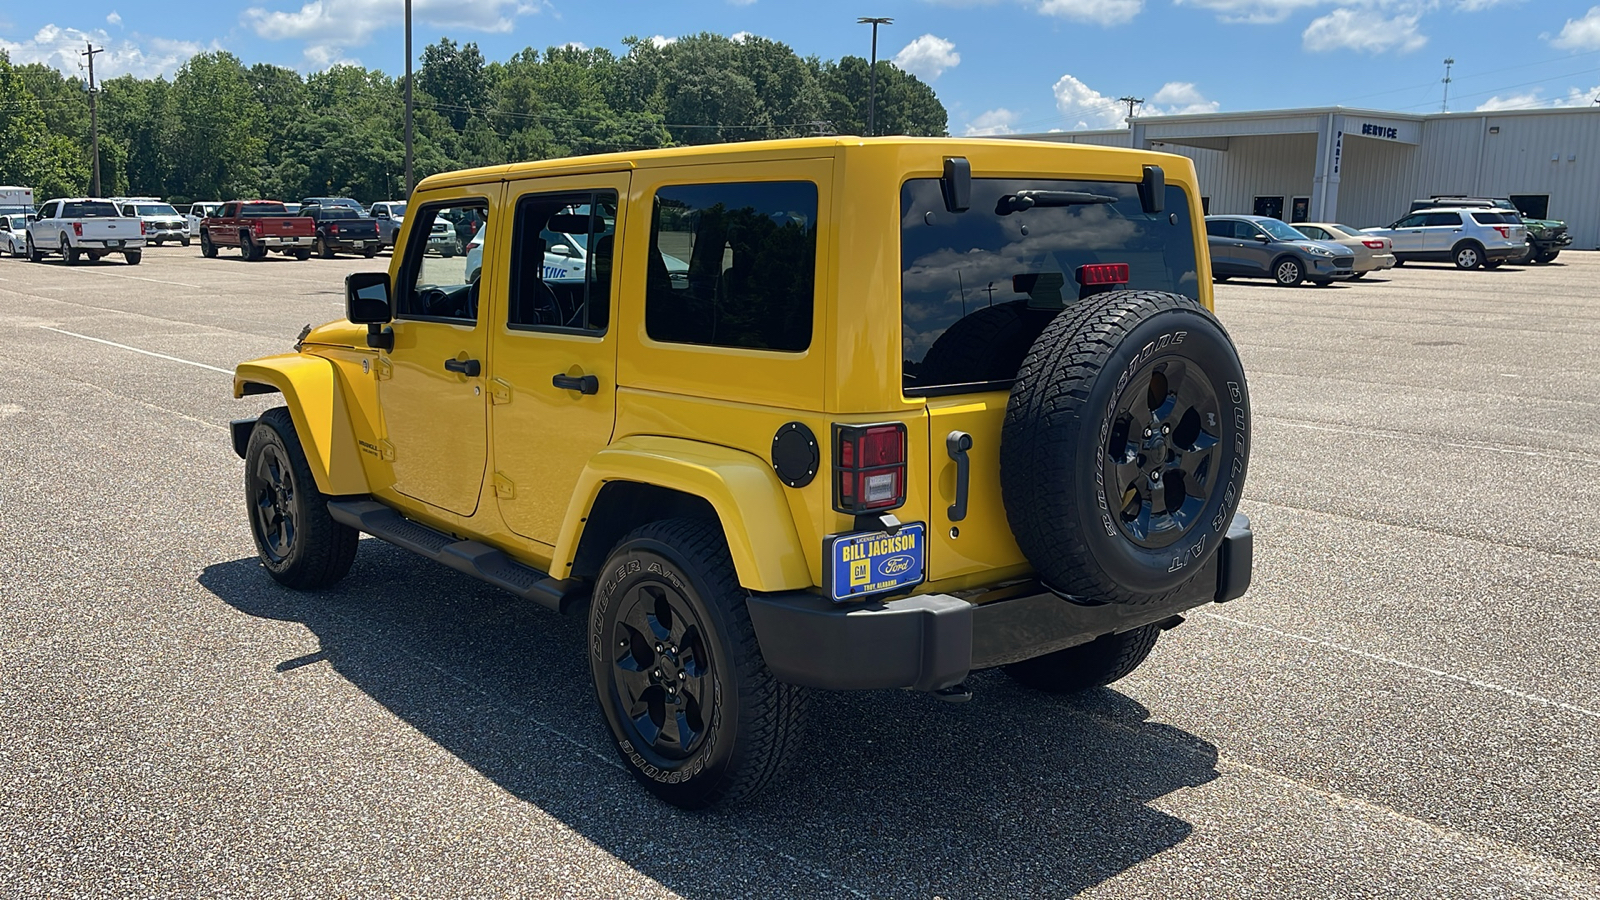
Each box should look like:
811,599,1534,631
1425,212,1462,226
646,181,817,353
508,190,616,333
394,200,489,323
1298,226,1326,239
1394,215,1426,228
1204,219,1231,237
1470,212,1509,225
1232,221,1261,240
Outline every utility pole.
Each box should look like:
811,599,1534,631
404,0,414,197
857,17,892,136
1118,96,1144,119
82,42,104,196
1441,58,1455,113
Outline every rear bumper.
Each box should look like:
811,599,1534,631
746,514,1254,691
261,236,314,247
78,239,146,250
1486,244,1525,262
1356,253,1396,273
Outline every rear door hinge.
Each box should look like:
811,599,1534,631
493,472,515,499
375,357,393,381
378,439,396,461
490,377,512,405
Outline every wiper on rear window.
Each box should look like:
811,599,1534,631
995,190,1118,216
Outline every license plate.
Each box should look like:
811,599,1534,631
825,522,925,602
105,239,121,247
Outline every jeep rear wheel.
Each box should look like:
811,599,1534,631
1004,624,1162,693
245,407,359,589
1001,290,1250,605
590,518,808,809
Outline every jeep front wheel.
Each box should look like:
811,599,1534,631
1001,290,1250,605
589,518,808,809
244,407,359,589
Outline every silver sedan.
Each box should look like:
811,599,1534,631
1292,222,1396,278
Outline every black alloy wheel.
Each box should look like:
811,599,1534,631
590,518,808,808
243,408,358,589
606,575,715,761
249,441,298,566
1105,357,1222,550
200,231,217,258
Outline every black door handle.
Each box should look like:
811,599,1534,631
443,357,480,377
552,373,599,395
946,430,972,522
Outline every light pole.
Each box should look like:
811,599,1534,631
404,0,414,197
857,17,892,136
82,42,104,196
1441,57,1454,113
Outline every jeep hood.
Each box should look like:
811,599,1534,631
301,319,369,349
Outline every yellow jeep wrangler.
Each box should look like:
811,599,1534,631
231,137,1253,808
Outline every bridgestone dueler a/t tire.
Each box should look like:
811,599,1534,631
1004,624,1162,693
245,408,359,590
1001,290,1250,605
589,518,808,809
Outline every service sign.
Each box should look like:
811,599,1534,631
826,523,926,602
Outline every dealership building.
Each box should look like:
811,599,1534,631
1017,105,1600,249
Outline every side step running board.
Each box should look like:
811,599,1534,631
327,499,588,614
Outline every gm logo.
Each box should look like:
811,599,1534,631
879,555,914,577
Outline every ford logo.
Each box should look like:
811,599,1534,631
879,555,914,577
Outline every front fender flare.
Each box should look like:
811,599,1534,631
233,354,369,496
556,436,812,593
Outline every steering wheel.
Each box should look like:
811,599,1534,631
419,287,456,318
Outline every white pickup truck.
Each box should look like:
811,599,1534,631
27,198,147,265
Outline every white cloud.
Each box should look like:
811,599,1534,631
558,41,588,51
1552,6,1600,51
107,11,122,26
730,31,753,43
1036,0,1142,25
728,0,759,5
1477,82,1600,110
1051,73,1128,129
1146,81,1220,115
965,108,1019,135
1172,0,1319,24
892,34,960,81
1303,9,1427,54
649,35,678,49
1454,0,1519,9
244,0,538,68
0,24,206,79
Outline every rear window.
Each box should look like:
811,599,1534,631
317,208,361,219
1470,211,1512,225
902,178,1198,394
240,203,289,217
62,201,120,218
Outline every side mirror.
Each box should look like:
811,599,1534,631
1254,233,1271,242
548,245,573,257
346,271,392,325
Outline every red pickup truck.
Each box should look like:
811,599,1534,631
199,201,315,261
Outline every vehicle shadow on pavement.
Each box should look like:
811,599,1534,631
201,544,1219,899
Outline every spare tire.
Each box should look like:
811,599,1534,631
1001,290,1250,605
914,300,1056,388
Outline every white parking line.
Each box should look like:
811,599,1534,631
1204,611,1600,720
38,325,232,374
1268,417,1600,465
65,269,207,289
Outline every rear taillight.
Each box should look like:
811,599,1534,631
73,223,82,237
1493,226,1511,239
330,223,340,233
1362,239,1384,249
1076,263,1130,286
140,221,148,235
833,423,907,514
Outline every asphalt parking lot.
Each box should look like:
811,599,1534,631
2,246,1597,898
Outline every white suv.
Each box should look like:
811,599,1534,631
1363,207,1526,270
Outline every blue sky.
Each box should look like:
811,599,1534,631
4,1,1600,136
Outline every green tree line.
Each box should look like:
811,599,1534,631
0,32,947,204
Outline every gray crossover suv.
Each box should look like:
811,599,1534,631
1205,215,1356,286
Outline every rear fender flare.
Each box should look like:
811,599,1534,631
555,436,813,593
233,355,369,496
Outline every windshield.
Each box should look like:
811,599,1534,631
390,203,407,218
135,204,179,217
1331,224,1365,237
902,177,1198,393
240,203,289,217
1259,219,1309,241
